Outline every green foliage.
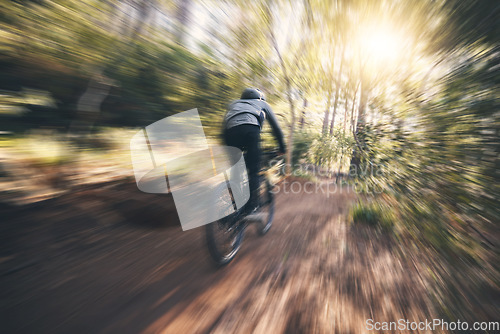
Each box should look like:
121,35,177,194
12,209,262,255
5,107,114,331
0,0,246,133
350,200,394,231
292,130,314,166
308,128,354,169
359,47,499,260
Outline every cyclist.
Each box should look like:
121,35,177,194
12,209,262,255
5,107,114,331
223,88,286,215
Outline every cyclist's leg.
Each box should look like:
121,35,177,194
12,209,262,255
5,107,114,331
223,126,250,212
224,125,261,211
244,126,261,211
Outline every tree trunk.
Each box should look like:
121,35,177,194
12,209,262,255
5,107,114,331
299,98,308,130
329,53,343,135
350,82,360,134
336,97,349,184
350,81,368,170
322,90,332,134
343,96,350,133
175,0,192,44
329,90,338,134
270,31,295,176
357,82,367,131
285,86,296,176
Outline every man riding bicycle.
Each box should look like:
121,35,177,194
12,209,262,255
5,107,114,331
222,88,286,215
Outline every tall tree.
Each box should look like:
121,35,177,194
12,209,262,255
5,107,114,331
322,89,333,134
329,49,344,135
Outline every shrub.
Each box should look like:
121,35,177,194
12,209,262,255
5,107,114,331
350,200,394,231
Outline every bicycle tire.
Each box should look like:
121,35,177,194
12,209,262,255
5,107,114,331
205,184,245,266
257,177,275,235
205,217,244,266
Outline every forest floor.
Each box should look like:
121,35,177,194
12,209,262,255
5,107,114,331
0,176,461,334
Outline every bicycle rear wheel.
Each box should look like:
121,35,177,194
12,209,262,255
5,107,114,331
257,178,275,235
205,214,244,266
205,183,244,266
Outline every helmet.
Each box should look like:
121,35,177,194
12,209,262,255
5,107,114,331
241,88,266,101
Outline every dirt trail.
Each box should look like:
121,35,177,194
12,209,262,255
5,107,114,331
0,179,436,334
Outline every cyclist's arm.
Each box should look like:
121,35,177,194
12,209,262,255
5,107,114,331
263,103,286,153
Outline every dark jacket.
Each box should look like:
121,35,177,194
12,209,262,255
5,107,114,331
224,99,285,153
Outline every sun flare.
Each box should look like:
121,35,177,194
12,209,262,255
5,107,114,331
358,24,404,65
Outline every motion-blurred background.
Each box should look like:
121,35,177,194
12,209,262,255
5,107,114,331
0,0,498,333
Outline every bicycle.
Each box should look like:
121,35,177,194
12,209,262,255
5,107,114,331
205,150,284,266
